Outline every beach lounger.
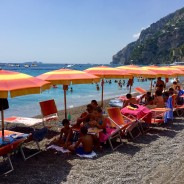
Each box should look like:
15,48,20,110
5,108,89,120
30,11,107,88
172,94,184,116
135,87,147,94
107,107,139,140
39,99,59,126
0,145,14,175
0,130,28,175
20,127,47,160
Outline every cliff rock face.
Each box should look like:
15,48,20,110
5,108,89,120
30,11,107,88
111,7,184,65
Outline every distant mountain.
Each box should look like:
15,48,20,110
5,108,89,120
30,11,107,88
111,7,184,65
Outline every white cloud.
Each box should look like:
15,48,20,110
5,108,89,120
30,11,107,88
132,25,150,39
133,32,140,39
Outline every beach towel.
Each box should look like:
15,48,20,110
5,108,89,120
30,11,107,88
164,96,173,123
47,145,70,153
77,151,97,158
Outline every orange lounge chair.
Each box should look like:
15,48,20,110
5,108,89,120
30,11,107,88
135,87,147,94
39,99,59,126
107,107,140,139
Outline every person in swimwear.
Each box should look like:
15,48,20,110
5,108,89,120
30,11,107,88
48,119,73,148
68,126,94,154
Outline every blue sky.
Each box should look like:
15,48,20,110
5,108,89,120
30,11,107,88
0,0,184,64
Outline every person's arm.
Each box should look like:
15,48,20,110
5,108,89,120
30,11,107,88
123,100,128,108
77,114,89,124
74,138,82,149
65,128,72,145
60,128,64,139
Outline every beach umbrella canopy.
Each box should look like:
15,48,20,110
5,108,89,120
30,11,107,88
142,66,177,78
0,69,51,139
117,65,158,93
84,66,132,107
117,65,157,78
37,68,100,118
170,65,184,71
160,66,184,76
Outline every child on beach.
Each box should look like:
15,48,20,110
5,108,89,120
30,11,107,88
68,126,94,154
50,119,73,148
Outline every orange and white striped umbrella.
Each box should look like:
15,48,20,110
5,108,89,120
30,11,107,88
84,66,132,107
160,66,184,76
117,65,157,78
0,69,50,98
142,66,177,77
37,68,100,118
0,69,50,139
170,65,184,71
84,65,132,79
37,68,100,85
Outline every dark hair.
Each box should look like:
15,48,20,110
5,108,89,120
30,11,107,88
163,91,169,97
62,119,70,126
173,81,177,85
94,106,102,113
155,90,162,96
87,104,93,110
169,87,174,92
126,93,132,99
91,100,98,105
80,126,88,135
146,91,151,96
158,77,161,80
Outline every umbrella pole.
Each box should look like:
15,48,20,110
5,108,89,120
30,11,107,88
101,79,104,108
1,107,4,140
150,79,153,93
63,85,68,119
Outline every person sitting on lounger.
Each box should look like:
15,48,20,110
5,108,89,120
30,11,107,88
89,107,114,144
74,104,95,127
139,91,154,105
153,90,165,108
91,100,98,108
123,93,138,107
68,126,94,154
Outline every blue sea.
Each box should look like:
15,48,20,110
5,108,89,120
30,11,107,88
1,63,153,118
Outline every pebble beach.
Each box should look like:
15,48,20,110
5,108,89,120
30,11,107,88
1,98,184,184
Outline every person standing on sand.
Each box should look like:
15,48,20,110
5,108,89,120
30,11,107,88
155,77,165,91
68,126,94,154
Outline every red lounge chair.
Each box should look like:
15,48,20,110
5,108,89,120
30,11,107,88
0,133,24,175
39,99,59,126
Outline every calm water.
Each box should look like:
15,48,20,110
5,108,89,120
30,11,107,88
1,63,153,117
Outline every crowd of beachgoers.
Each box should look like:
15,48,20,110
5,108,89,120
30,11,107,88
1,76,184,183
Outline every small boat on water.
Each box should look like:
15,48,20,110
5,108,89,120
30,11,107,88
24,64,30,68
66,64,73,68
31,63,37,67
